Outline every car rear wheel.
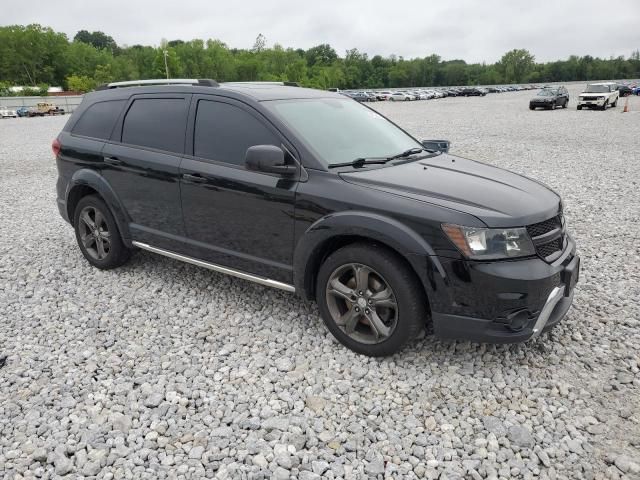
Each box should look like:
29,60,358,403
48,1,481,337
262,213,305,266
74,195,131,269
316,243,426,356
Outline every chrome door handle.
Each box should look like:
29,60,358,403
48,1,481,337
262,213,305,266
104,156,122,166
182,173,207,183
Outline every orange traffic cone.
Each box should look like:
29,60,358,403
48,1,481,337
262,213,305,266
623,96,629,113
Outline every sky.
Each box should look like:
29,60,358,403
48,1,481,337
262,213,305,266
3,0,639,63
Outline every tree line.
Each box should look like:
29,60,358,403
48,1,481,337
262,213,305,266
0,24,638,94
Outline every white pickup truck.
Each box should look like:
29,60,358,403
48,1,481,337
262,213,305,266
577,82,619,110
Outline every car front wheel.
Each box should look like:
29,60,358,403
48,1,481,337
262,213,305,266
316,243,426,356
74,195,131,269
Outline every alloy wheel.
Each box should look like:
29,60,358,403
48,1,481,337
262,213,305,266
78,206,111,260
325,263,398,344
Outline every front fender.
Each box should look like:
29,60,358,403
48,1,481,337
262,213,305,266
67,169,132,243
294,211,448,302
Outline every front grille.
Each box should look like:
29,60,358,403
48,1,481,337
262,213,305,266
527,215,562,237
537,238,563,258
582,96,599,101
527,214,564,261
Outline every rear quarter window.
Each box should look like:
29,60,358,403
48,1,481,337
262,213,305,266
71,100,126,140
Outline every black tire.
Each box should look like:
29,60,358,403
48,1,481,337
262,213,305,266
316,243,426,356
562,99,568,108
529,105,535,110
550,101,556,110
73,194,131,269
577,105,582,110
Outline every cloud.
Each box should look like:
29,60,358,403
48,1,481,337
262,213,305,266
3,0,638,62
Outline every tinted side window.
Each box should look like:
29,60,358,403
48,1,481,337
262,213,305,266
122,98,187,153
194,100,279,166
72,100,125,140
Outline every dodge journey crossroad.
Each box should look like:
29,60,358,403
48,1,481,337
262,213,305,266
54,79,580,356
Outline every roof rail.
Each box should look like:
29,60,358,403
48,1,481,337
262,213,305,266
221,81,300,87
96,79,218,90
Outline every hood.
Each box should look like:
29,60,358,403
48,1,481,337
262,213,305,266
339,154,561,228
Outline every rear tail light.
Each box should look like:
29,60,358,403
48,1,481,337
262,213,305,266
52,138,61,158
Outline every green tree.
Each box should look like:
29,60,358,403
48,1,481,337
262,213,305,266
74,30,118,52
66,74,95,92
499,49,535,83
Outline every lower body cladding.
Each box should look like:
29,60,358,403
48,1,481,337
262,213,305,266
430,241,579,343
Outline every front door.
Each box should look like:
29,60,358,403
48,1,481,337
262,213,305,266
179,96,298,283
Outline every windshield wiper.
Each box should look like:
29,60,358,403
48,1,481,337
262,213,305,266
328,147,428,169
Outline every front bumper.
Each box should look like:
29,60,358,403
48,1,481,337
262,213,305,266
578,97,606,107
431,242,579,343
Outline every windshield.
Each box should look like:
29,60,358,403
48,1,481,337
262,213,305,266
264,98,422,166
537,89,555,96
585,84,610,93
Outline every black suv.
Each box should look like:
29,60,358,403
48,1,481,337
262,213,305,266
529,86,569,110
54,79,580,356
460,87,486,96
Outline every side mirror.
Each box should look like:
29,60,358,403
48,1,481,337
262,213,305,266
422,139,451,153
245,145,296,176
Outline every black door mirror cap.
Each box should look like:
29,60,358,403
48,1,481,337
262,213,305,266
245,145,296,176
422,139,451,153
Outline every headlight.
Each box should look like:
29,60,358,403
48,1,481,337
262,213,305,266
442,224,536,260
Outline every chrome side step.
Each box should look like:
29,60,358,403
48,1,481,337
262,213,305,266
132,241,295,293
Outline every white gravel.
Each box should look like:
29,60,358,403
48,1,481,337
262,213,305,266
1,88,639,479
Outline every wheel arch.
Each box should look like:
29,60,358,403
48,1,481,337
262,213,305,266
67,169,131,243
293,211,447,305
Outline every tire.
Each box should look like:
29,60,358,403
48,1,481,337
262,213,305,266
562,99,568,108
601,101,608,111
316,243,426,356
550,101,556,110
73,194,131,269
577,105,582,110
529,105,535,110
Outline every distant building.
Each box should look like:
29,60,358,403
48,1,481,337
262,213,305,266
8,86,64,94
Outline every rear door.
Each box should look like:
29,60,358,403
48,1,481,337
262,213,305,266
102,94,190,250
179,95,298,283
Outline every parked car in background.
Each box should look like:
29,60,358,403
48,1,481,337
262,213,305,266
389,92,413,101
351,92,371,102
0,107,17,118
461,88,486,96
35,102,65,116
54,79,579,356
529,86,569,110
616,85,633,97
16,106,35,117
577,83,619,110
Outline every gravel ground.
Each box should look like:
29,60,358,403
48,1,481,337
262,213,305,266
1,88,639,480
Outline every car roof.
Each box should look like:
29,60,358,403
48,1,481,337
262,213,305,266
85,82,342,103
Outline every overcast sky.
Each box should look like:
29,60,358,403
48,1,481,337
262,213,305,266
4,0,639,63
